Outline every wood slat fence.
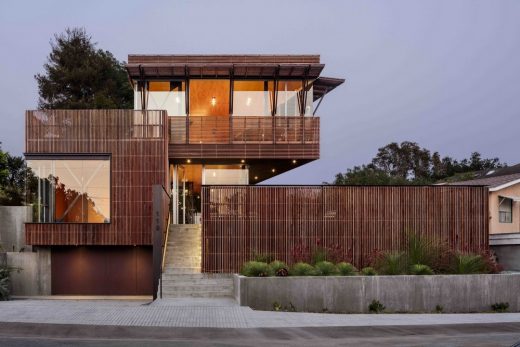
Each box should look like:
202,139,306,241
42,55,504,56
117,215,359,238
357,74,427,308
201,185,489,273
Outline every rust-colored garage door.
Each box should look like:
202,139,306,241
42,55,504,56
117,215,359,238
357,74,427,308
51,246,153,295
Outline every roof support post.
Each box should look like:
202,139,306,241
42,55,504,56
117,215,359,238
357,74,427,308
229,66,234,144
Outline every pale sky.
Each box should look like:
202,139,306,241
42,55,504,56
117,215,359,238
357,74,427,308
1,0,519,184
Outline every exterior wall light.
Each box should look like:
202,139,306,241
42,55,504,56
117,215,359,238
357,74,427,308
211,96,216,106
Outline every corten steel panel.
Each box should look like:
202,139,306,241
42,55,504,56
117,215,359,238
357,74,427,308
201,185,489,273
25,110,169,246
51,246,153,295
168,116,319,160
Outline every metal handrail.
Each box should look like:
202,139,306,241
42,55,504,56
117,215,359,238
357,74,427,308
159,191,172,299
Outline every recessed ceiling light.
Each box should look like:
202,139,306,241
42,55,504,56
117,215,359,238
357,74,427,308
292,160,297,164
241,159,245,163
254,176,258,180
186,159,191,163
271,168,276,173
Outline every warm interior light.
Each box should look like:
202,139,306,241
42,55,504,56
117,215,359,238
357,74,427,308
240,159,245,163
271,168,276,173
254,176,258,180
211,96,216,106
212,171,216,177
292,159,297,164
186,159,191,163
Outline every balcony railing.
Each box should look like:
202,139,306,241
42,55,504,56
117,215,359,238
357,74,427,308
169,116,319,145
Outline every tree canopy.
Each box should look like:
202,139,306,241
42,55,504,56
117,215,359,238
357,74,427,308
331,141,505,185
35,27,133,109
0,144,37,206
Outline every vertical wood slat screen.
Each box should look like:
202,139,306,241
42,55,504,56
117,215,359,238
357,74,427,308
201,185,489,273
25,110,168,246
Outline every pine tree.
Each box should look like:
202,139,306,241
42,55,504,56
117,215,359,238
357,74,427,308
35,27,132,109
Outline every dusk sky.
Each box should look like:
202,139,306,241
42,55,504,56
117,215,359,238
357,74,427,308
1,0,519,184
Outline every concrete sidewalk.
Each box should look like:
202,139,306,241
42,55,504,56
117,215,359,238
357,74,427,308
0,298,519,328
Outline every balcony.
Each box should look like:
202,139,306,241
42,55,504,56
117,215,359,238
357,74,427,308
168,116,319,160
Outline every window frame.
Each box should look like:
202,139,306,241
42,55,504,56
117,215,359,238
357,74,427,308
498,196,513,224
25,153,112,224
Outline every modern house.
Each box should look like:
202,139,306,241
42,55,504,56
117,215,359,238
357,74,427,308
449,164,520,270
24,54,489,298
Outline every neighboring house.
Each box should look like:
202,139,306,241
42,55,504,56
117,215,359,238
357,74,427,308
449,167,520,270
24,54,490,298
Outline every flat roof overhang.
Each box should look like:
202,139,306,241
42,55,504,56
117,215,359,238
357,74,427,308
126,54,345,103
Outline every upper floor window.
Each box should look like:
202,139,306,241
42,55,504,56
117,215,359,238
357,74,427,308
233,81,274,116
27,158,110,223
499,197,513,223
276,81,313,116
135,81,186,116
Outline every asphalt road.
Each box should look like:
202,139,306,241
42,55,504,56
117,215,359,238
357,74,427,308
0,322,519,346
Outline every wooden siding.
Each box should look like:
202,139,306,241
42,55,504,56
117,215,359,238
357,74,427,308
169,116,319,159
25,110,168,246
201,185,489,273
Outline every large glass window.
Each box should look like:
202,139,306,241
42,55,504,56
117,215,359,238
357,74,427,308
134,81,186,116
276,81,301,117
203,165,249,185
275,81,314,116
27,158,110,223
233,81,274,116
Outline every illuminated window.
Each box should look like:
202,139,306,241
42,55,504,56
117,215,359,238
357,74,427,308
233,80,274,116
27,158,110,223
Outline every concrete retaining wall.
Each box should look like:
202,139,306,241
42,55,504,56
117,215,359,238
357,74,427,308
234,274,520,313
0,206,32,252
4,249,51,296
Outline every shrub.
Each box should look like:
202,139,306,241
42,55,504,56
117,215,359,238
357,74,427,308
290,243,311,263
410,264,434,275
337,262,357,276
240,261,273,277
0,266,17,301
368,300,385,313
481,250,503,274
373,251,406,275
270,260,289,277
360,267,378,276
314,261,338,276
311,248,328,265
406,232,445,268
449,253,487,274
273,302,282,311
491,302,509,313
252,252,274,264
435,304,444,313
289,262,316,276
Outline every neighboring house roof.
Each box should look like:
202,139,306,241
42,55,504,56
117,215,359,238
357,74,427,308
476,163,520,179
449,172,520,191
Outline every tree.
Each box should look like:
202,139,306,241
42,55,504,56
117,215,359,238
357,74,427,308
0,144,37,206
35,27,133,109
331,141,505,185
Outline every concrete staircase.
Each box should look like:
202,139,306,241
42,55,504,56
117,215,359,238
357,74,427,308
160,224,233,298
